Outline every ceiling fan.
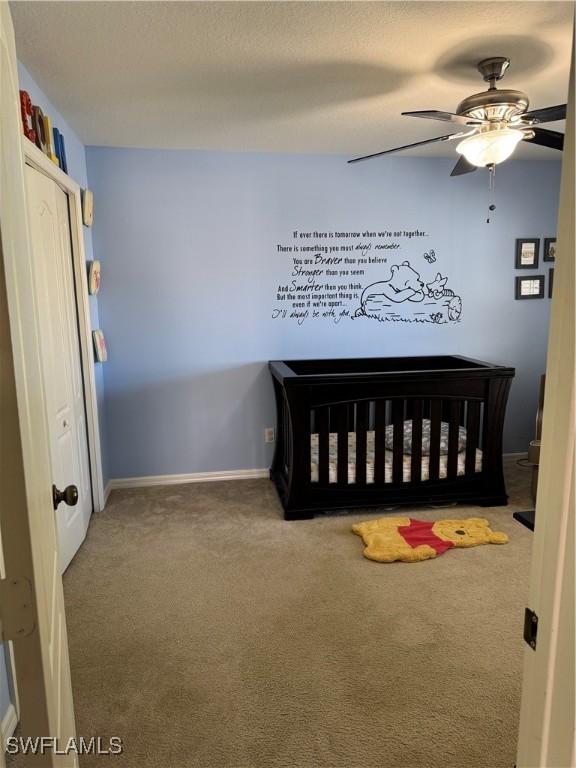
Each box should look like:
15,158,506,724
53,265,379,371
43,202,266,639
349,57,566,176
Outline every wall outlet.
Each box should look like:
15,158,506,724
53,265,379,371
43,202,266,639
264,427,276,444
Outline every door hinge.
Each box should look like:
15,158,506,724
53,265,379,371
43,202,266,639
524,607,538,650
0,577,35,641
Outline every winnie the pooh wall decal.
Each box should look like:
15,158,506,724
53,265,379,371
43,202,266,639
272,229,460,325
354,260,462,324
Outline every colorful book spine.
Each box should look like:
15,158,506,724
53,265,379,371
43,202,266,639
19,90,36,144
43,115,59,166
19,90,68,175
58,131,68,174
53,127,64,170
32,106,46,152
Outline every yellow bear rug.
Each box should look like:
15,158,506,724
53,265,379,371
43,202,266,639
352,517,508,563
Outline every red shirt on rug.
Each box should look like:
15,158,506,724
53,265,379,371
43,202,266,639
398,519,454,556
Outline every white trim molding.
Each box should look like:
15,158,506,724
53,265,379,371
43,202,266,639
22,138,105,513
1,703,18,751
504,452,529,461
103,481,113,508
108,456,525,493
109,468,269,491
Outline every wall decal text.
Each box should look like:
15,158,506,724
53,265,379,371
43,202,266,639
272,228,461,325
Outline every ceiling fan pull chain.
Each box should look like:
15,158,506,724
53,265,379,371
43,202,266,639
487,164,496,224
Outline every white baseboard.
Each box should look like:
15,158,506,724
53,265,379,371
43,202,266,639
108,468,269,491
108,455,527,493
504,452,529,461
103,480,112,507
1,703,18,750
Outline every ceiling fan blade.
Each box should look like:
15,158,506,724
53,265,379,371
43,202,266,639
523,127,564,151
450,155,477,177
348,132,470,164
402,110,487,126
522,104,566,124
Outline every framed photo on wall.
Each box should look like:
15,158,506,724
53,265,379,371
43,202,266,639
548,268,554,299
92,329,108,362
82,188,94,227
515,275,545,300
543,237,556,262
88,260,101,295
515,238,540,269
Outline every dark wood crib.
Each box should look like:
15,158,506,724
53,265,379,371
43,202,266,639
269,355,515,520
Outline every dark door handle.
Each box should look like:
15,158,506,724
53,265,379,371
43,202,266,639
52,484,78,510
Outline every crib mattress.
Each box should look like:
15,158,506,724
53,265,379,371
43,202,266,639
310,431,482,484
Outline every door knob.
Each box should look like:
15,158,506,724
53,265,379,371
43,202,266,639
52,484,78,510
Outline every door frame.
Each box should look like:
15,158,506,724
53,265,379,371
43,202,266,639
515,35,575,768
1,0,78,760
22,137,105,514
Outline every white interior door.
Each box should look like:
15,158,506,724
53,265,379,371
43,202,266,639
24,166,92,573
516,38,575,768
0,0,77,762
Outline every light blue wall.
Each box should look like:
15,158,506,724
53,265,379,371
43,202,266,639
86,148,560,479
17,62,109,487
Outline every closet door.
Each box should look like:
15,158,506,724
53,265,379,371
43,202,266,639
1,0,77,759
25,164,92,573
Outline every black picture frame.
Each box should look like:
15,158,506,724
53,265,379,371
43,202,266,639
515,238,540,269
543,237,556,262
515,275,545,300
548,268,554,299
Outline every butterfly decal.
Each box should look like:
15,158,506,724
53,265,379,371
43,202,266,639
423,249,436,264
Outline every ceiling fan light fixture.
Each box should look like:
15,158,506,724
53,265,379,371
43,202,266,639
456,128,524,167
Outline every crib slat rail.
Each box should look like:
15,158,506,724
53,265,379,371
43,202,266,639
270,378,286,480
392,399,404,484
465,400,481,476
428,400,442,482
355,401,369,486
374,399,387,484
336,404,349,486
447,400,462,479
284,391,290,473
410,399,423,484
317,407,330,485
482,377,509,493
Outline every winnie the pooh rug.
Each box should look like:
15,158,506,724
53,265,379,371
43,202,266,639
352,517,508,563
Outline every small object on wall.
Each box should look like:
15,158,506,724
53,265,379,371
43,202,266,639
32,105,47,153
81,189,94,227
548,268,554,299
92,330,107,362
515,238,540,269
87,260,101,295
42,114,59,167
543,237,556,262
515,275,545,300
19,90,36,144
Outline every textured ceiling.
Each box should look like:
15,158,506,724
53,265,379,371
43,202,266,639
10,1,573,158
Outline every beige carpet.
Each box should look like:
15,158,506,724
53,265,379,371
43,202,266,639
62,459,533,768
